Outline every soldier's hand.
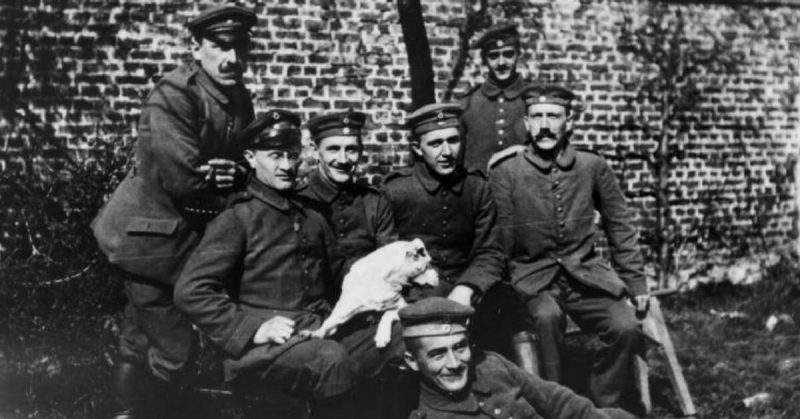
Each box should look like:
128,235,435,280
253,316,296,345
631,294,650,318
202,158,237,190
448,285,475,307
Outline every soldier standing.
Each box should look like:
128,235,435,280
91,5,256,418
460,22,530,171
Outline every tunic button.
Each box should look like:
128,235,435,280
557,206,564,213
338,233,344,238
497,140,504,146
559,234,565,240
498,108,505,113
442,233,448,238
497,119,505,124
494,408,501,415
557,258,563,264
556,194,562,200
559,221,566,227
442,220,448,225
498,98,505,103
303,269,309,275
498,129,505,135
442,190,448,197
478,401,484,407
554,180,560,186
338,218,345,224
442,205,448,211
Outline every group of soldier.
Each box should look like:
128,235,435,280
92,4,651,419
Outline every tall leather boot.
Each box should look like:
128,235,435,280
311,392,355,419
510,331,540,376
111,359,148,419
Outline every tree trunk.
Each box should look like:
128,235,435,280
656,91,672,290
397,0,436,111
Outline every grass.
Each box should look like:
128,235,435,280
1,257,799,418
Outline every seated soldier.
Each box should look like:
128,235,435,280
381,103,534,368
489,85,649,416
399,297,635,419
174,110,403,419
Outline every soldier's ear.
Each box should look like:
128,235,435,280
190,36,203,61
403,351,420,372
243,149,255,167
410,140,423,158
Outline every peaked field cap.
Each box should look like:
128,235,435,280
185,5,257,38
307,110,367,143
522,85,576,107
473,21,519,51
239,109,302,150
399,297,475,338
405,103,463,136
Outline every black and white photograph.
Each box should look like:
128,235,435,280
0,0,798,418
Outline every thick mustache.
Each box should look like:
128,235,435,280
535,130,556,141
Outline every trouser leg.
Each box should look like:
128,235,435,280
525,288,566,382
335,317,406,417
115,273,197,418
565,290,645,414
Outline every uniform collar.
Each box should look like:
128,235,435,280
480,73,525,100
247,177,293,211
192,61,240,106
523,142,577,171
306,169,360,204
418,369,491,413
413,163,466,195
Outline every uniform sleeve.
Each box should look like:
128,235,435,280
594,159,648,296
144,81,213,200
488,165,516,264
372,191,400,247
174,208,262,357
455,180,505,294
502,357,612,419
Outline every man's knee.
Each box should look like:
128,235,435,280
309,341,359,398
601,310,640,343
527,297,563,329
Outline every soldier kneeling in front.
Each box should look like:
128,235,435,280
399,297,636,419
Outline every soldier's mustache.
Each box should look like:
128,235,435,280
535,129,556,140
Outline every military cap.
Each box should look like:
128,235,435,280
239,109,302,150
307,110,367,143
405,103,463,136
399,297,475,338
522,85,576,108
186,5,257,45
473,22,520,52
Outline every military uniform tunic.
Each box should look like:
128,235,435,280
488,144,647,297
93,61,255,283
381,164,504,300
408,351,613,419
175,178,403,394
460,75,529,171
297,170,398,279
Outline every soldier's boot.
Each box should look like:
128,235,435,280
311,392,355,419
510,331,540,376
111,359,148,419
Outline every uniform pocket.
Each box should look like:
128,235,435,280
126,216,180,236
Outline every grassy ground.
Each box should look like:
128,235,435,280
1,258,798,418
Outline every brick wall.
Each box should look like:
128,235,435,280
1,0,798,272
